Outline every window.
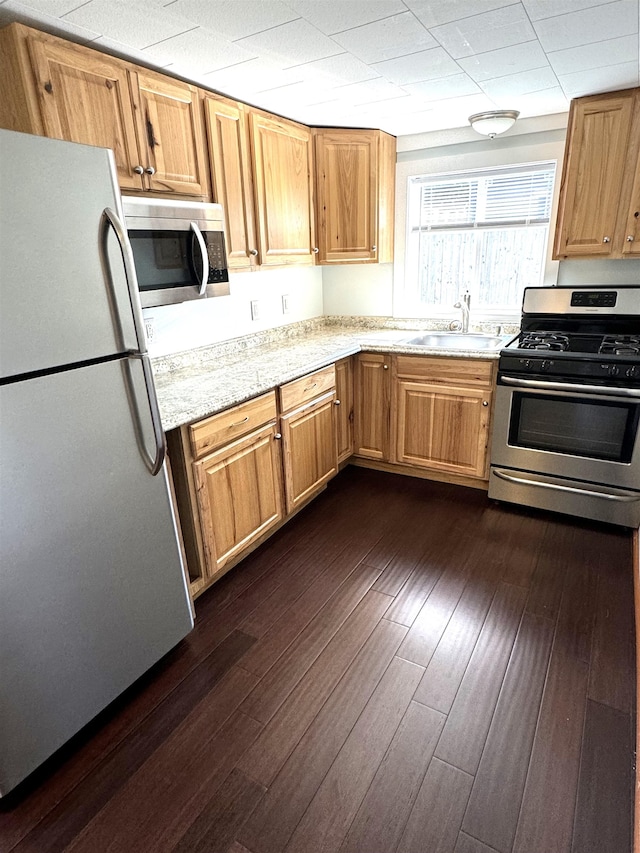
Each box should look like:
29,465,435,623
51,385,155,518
403,163,556,317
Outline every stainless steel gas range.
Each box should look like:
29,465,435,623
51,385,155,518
489,285,640,528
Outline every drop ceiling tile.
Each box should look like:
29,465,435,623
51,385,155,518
63,0,195,49
285,0,406,36
143,27,256,74
92,35,174,66
532,1,638,52
292,53,380,86
522,0,618,21
167,0,298,40
480,65,559,98
558,60,640,97
9,0,87,15
203,57,302,95
547,33,638,75
406,0,515,29
494,85,570,115
430,4,537,59
0,0,101,40
458,40,549,81
403,73,482,101
331,11,437,64
254,79,333,105
372,46,461,85
333,77,408,105
234,18,343,67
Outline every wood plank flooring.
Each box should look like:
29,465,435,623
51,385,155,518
0,467,635,853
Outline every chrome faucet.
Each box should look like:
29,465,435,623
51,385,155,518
454,290,471,334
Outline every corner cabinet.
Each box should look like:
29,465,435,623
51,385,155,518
354,352,392,461
249,112,316,266
554,88,640,258
0,23,209,197
393,356,494,480
314,128,396,264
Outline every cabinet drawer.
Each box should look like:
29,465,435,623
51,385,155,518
189,391,277,459
395,355,494,387
279,365,336,413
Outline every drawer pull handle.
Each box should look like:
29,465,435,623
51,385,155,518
230,416,250,427
304,382,318,391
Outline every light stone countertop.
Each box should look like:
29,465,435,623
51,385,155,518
152,321,515,431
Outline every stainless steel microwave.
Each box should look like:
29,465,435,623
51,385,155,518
122,196,229,308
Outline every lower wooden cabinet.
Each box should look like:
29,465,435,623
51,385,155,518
193,422,284,578
335,356,354,463
354,352,391,460
393,356,495,480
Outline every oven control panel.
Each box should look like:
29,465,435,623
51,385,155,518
570,291,617,308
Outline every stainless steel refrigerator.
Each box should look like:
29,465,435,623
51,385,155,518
0,129,194,797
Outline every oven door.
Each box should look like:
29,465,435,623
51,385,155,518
490,375,640,490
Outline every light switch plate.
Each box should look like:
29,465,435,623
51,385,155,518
282,294,289,314
144,317,155,343
251,299,260,321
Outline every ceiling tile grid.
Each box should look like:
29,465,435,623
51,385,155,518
0,0,638,136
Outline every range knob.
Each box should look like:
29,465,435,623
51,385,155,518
540,359,554,371
609,365,620,377
626,366,637,378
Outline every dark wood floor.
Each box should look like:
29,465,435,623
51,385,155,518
1,467,635,853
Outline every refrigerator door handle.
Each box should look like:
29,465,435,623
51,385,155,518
103,207,148,355
190,221,208,295
124,353,166,476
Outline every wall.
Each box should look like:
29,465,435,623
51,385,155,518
143,265,323,358
324,114,569,321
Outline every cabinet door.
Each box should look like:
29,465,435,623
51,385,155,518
554,91,635,258
335,357,354,463
193,423,284,577
396,381,491,478
249,112,315,266
26,36,143,190
280,391,338,514
354,353,391,460
130,69,209,196
315,129,378,263
204,96,258,269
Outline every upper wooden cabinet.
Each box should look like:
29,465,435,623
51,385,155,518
203,95,258,270
314,128,396,264
249,112,316,267
554,88,640,259
0,23,209,197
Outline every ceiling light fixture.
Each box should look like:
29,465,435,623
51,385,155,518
468,110,520,138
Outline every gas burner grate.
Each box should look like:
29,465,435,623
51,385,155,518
519,332,570,352
599,335,640,356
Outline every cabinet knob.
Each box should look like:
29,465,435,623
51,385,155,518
312,247,319,254
334,399,341,406
133,165,144,175
482,400,489,407
274,432,282,440
603,236,611,243
372,245,377,251
627,235,634,242
145,166,156,175
250,249,258,256
383,364,389,370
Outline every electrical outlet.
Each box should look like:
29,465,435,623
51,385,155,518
250,299,260,321
281,294,289,314
144,317,155,343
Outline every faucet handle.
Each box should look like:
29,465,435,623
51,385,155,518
454,301,461,309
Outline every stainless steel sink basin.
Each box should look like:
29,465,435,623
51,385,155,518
401,332,507,350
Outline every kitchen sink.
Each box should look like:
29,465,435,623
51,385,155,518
400,332,508,350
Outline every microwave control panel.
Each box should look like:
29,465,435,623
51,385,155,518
205,232,229,282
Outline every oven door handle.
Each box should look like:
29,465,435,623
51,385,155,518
500,375,640,398
493,469,640,502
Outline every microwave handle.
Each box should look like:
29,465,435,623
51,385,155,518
190,221,209,296
103,207,148,355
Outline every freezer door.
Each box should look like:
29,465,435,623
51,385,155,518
0,358,194,796
0,130,140,380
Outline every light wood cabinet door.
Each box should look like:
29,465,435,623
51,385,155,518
354,353,391,461
249,112,315,266
130,69,209,196
204,96,258,269
280,391,338,514
554,90,637,258
396,381,491,479
193,422,284,578
25,35,144,190
335,357,354,463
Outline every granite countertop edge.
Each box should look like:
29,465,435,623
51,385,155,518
153,323,512,432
